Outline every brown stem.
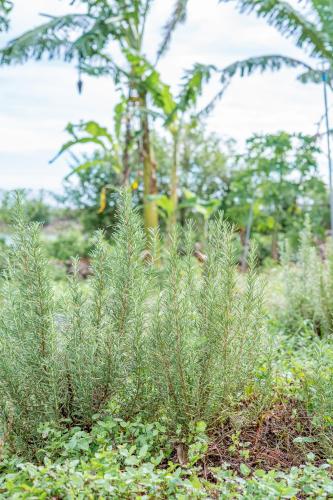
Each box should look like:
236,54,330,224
139,91,158,235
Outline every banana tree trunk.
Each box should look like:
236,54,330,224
122,93,132,186
139,91,158,235
170,130,179,229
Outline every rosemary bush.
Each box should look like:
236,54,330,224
53,193,151,424
0,194,267,454
0,201,62,451
281,219,333,336
148,219,267,429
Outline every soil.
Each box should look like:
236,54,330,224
204,399,321,473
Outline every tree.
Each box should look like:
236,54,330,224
177,123,231,200
0,0,184,235
160,0,313,107
224,132,328,260
220,0,333,235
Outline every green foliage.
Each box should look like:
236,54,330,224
60,159,122,234
0,13,94,63
152,123,229,230
1,412,333,498
303,344,333,445
148,219,267,429
46,230,94,261
177,125,230,200
0,190,51,225
280,219,333,337
225,132,328,258
54,118,143,234
0,193,267,454
269,312,333,454
60,122,230,234
51,120,122,175
0,0,12,32
52,124,328,265
179,55,309,117
222,0,333,86
158,0,189,59
223,0,333,61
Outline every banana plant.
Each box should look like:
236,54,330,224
219,0,333,86
0,0,12,32
219,0,333,233
180,189,221,238
0,0,184,235
50,120,122,178
148,189,220,239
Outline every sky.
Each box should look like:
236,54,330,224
0,0,330,193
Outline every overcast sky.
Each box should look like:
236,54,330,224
0,0,330,193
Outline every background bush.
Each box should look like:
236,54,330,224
280,219,333,337
46,230,94,261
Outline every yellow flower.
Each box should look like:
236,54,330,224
131,179,139,190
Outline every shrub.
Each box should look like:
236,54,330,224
300,343,333,453
280,219,333,336
0,193,267,454
148,220,268,430
46,230,94,261
0,200,63,453
0,189,51,225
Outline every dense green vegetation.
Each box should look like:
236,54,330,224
2,0,333,497
1,414,333,498
0,194,267,449
1,125,328,262
0,193,333,496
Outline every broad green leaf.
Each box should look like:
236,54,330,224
50,137,107,163
84,121,113,143
240,463,251,477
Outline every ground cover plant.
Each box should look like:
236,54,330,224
1,412,333,499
